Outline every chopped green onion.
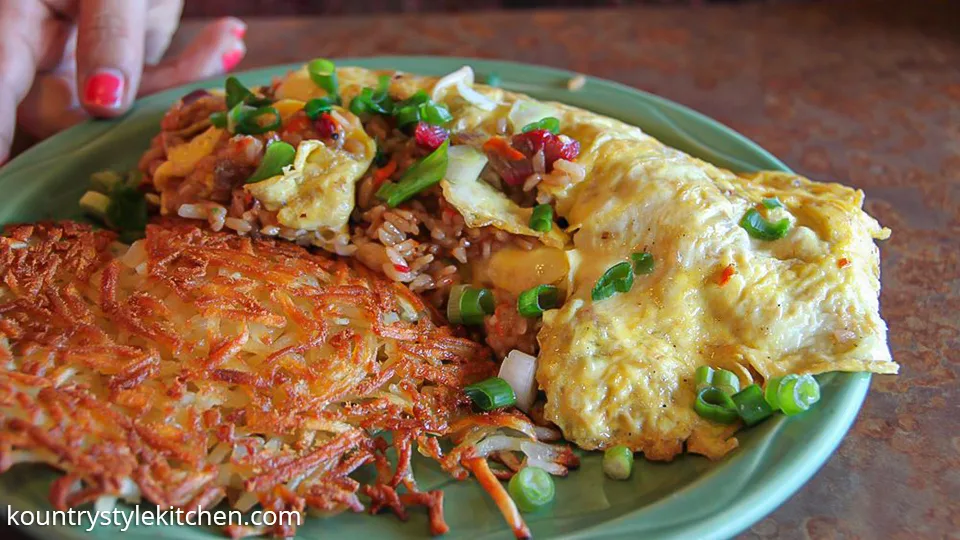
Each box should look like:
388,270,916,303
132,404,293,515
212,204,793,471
591,261,634,302
79,191,111,220
486,72,502,87
106,185,148,242
234,105,282,135
631,252,654,275
740,208,791,241
602,445,633,480
398,90,430,108
304,97,334,120
90,170,124,194
529,204,553,232
307,58,339,101
349,87,394,116
777,374,821,416
763,375,794,411
446,284,495,325
517,285,559,318
225,76,253,109
712,369,741,395
209,111,227,128
507,467,554,513
464,377,516,411
694,386,739,424
762,197,784,209
731,384,775,426
394,105,421,127
521,117,560,134
376,139,449,207
418,102,453,125
695,365,715,390
246,141,296,184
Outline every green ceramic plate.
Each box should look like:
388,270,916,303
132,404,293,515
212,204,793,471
0,57,870,539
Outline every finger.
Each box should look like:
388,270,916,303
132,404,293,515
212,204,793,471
144,0,184,65
17,71,88,140
0,0,57,163
139,17,246,97
76,0,147,117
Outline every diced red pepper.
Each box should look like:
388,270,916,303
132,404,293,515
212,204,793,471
414,122,449,150
482,137,532,186
281,113,311,136
717,264,736,286
393,263,411,273
838,258,851,268
314,113,339,139
511,129,580,169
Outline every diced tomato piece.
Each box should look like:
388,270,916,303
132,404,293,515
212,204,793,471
281,113,311,136
414,122,449,150
511,129,580,169
314,113,339,139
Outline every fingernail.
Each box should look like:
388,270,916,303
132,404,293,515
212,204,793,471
231,24,247,39
83,69,124,108
221,49,245,72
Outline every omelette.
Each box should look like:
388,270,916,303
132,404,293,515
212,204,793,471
135,61,897,463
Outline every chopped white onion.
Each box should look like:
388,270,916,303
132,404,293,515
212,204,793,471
455,80,497,111
445,145,488,185
507,100,556,132
498,349,538,413
432,66,475,101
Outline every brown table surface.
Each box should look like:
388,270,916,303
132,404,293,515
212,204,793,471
9,1,958,539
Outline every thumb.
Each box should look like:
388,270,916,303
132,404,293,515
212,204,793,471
139,17,247,97
76,0,147,117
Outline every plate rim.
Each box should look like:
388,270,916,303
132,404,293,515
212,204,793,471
0,55,871,540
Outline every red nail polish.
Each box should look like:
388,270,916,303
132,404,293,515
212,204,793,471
221,49,244,72
83,69,124,108
231,25,247,39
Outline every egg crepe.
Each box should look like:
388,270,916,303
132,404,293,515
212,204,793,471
144,64,896,462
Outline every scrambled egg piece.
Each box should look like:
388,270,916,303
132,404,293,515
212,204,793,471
152,126,223,194
245,115,375,235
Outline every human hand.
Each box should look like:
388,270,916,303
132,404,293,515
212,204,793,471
0,0,248,163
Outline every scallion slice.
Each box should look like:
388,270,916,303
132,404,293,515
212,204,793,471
694,386,739,424
246,141,296,184
740,208,791,241
307,58,339,101
777,374,821,416
446,284,495,325
209,111,227,128
712,369,741,395
763,375,794,411
762,197,784,209
304,97,334,119
695,365,715,390
507,467,555,513
529,204,554,232
602,445,633,480
225,76,254,109
517,285,559,318
376,139,449,207
591,261,634,302
731,384,775,426
631,251,654,275
106,185,148,243
521,116,560,134
486,72,502,87
464,377,516,411
418,102,453,125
